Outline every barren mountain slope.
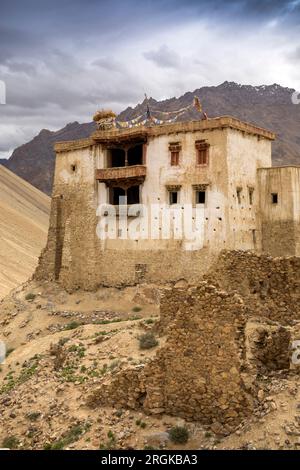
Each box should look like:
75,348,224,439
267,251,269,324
0,165,50,299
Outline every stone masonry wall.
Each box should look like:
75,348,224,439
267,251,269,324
261,220,300,257
35,181,99,290
245,318,291,373
35,195,63,281
205,250,300,325
87,282,254,433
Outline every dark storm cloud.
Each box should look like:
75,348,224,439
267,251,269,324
170,0,298,17
0,0,300,157
0,27,42,62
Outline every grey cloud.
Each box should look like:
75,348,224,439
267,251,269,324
4,61,38,76
143,45,181,68
0,27,42,63
92,57,124,73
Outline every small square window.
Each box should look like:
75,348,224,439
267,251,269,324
196,190,206,204
271,193,278,204
169,191,178,205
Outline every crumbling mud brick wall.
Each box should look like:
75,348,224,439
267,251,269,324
258,166,300,257
87,283,254,433
35,182,99,290
35,195,63,281
205,250,300,325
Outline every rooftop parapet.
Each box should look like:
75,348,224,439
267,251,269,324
54,116,275,153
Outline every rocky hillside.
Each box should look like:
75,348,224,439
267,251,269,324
1,253,300,450
2,81,300,195
0,165,50,299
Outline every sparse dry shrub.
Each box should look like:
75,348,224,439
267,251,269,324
139,332,158,350
168,426,189,444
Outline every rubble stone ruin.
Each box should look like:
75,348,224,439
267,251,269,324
86,251,300,434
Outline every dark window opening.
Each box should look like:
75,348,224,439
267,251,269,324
110,187,126,205
169,191,178,204
109,148,126,167
196,190,206,204
109,186,140,205
127,185,140,204
128,144,143,166
272,193,278,204
236,188,242,204
71,164,77,172
249,187,254,205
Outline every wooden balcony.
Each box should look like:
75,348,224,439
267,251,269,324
96,165,146,188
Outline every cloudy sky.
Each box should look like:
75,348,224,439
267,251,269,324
1,0,300,157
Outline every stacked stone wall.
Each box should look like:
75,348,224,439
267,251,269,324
205,250,300,325
88,282,253,433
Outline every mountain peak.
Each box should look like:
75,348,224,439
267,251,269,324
219,81,241,88
38,128,52,136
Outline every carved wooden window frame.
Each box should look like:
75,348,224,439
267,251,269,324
192,183,209,206
195,140,210,166
169,142,181,167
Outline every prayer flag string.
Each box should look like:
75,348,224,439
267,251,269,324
115,96,203,129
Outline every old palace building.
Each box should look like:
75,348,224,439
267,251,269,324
35,109,300,289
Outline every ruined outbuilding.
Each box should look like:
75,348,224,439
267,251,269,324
86,251,300,433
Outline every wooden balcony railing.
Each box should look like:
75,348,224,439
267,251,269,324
96,165,146,187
